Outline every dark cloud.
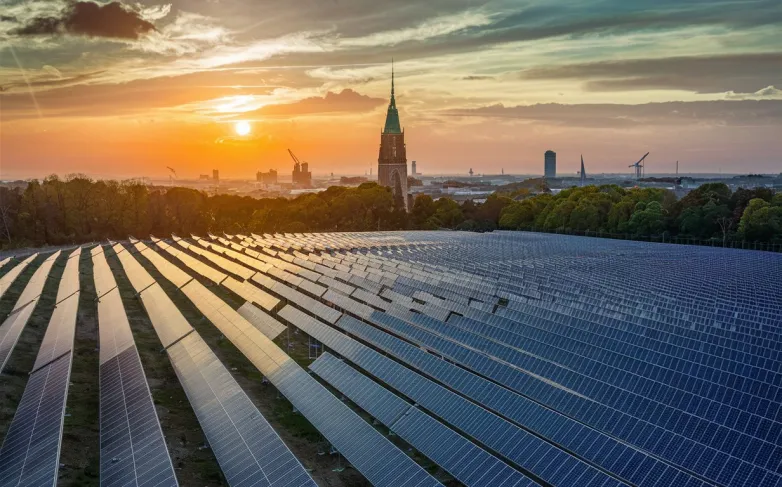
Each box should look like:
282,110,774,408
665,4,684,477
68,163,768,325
12,1,155,39
448,100,782,128
300,1,782,67
0,15,18,22
461,75,494,81
246,89,385,117
521,53,782,94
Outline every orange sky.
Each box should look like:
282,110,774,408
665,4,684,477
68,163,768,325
1,0,781,179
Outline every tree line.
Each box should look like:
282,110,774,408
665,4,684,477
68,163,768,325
0,175,779,249
498,183,782,244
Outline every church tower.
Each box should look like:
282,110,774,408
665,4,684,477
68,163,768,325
377,61,408,210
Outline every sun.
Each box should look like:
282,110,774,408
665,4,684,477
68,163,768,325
234,121,251,136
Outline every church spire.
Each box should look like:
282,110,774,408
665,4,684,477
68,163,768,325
391,58,395,100
580,155,587,186
383,60,402,134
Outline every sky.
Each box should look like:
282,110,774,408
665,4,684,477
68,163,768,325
1,0,781,179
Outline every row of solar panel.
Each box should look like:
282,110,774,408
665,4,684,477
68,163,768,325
189,233,712,486
0,248,82,487
72,231,776,487
173,237,575,486
226,231,781,487
135,239,443,487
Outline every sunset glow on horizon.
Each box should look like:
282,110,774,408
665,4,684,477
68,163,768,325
1,0,781,179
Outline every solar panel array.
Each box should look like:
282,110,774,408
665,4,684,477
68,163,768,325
92,245,178,487
209,230,778,487
143,239,442,487
113,242,318,487
0,247,81,487
309,352,533,487
1,230,778,487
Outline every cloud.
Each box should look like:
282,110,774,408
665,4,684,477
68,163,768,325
336,10,492,48
1,70,105,92
725,86,782,100
520,53,782,94
12,1,156,39
138,4,171,22
447,100,782,128
245,89,386,117
0,71,272,119
42,65,63,78
461,75,494,81
132,11,229,55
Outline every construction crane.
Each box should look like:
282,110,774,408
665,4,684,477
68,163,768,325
288,149,302,169
629,152,649,180
166,166,177,186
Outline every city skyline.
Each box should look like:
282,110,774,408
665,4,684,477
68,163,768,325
2,0,782,179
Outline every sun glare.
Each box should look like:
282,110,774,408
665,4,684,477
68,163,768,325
234,121,251,136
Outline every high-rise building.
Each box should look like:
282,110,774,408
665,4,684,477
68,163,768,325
411,160,417,175
212,169,219,182
292,160,311,187
544,151,556,178
377,62,408,210
257,169,278,185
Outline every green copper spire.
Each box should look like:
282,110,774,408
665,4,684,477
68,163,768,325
383,60,402,134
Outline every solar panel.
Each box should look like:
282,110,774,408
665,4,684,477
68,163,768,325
0,254,37,300
344,231,782,486
32,248,81,371
153,238,227,285
223,277,280,311
0,248,82,487
136,241,442,487
279,305,622,487
185,238,255,280
92,245,178,487
113,243,317,487
94,231,782,487
252,273,341,324
310,352,535,487
392,304,774,485
334,313,705,487
0,351,70,486
0,251,60,373
168,333,315,487
236,302,287,340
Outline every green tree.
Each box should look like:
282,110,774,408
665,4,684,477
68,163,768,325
543,200,576,230
629,201,665,235
411,195,436,229
432,198,464,229
738,198,782,241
